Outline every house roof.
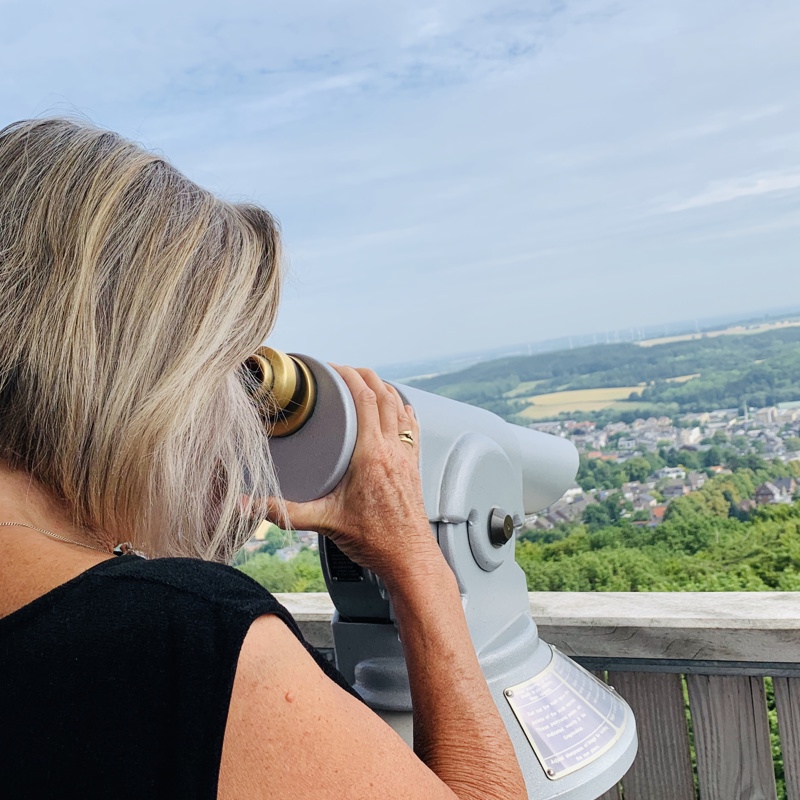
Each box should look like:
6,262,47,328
651,505,667,520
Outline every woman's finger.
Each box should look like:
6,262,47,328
384,383,407,423
331,365,383,442
354,367,400,438
402,403,421,463
383,384,416,451
383,383,417,433
249,494,330,533
281,498,330,532
406,403,420,438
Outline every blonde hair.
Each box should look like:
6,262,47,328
0,118,282,562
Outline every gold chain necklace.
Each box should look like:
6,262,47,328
0,521,146,558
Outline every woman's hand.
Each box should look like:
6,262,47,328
272,365,439,582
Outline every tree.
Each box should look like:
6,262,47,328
238,549,326,592
255,524,292,556
623,456,653,483
702,445,723,468
663,447,701,470
582,494,631,530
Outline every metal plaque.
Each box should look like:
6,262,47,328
504,648,628,780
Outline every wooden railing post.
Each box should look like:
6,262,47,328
687,674,776,800
605,671,694,800
774,678,800,800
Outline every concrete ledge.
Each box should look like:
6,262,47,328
275,591,800,664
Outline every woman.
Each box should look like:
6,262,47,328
0,118,527,799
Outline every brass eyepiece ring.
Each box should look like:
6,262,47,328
243,347,317,437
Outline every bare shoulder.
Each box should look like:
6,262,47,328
218,614,458,800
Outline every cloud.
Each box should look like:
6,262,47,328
668,171,800,212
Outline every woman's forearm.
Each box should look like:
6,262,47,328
382,541,528,800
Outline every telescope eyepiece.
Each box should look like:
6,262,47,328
243,347,317,437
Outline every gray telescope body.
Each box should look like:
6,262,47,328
269,355,637,799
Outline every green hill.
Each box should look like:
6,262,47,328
408,328,800,422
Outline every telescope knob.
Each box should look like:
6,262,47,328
489,507,516,548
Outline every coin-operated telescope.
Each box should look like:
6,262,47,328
245,348,637,800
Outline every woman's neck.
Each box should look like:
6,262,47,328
0,464,114,619
0,464,88,541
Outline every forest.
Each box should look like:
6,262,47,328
516,460,800,592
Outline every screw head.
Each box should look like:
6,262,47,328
547,768,556,777
505,689,514,697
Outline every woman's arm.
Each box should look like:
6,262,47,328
383,544,528,799
219,366,527,800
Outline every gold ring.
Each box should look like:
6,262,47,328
398,431,414,446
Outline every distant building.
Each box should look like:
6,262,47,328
709,409,739,420
529,422,563,435
678,427,702,446
565,420,596,432
526,515,554,531
572,432,609,451
569,494,598,518
662,481,689,500
275,544,302,561
754,479,796,505
621,481,641,500
649,505,668,525
633,493,658,511
296,530,319,551
686,471,707,491
754,407,777,425
656,467,686,481
708,465,733,475
755,482,781,505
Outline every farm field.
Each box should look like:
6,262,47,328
505,379,545,397
517,386,648,420
637,318,800,348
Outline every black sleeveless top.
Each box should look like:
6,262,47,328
0,556,358,799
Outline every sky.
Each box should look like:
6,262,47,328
2,0,799,368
